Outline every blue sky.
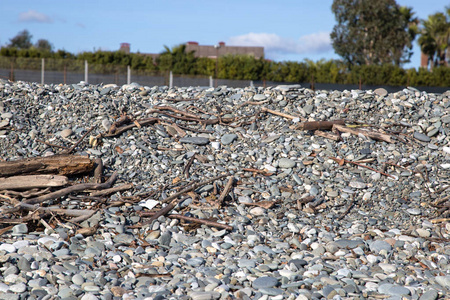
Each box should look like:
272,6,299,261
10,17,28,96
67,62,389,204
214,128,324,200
1,0,449,69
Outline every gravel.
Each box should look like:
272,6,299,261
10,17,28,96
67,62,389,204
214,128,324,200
0,80,449,299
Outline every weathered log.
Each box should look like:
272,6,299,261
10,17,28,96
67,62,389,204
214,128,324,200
23,172,118,205
0,175,68,190
296,120,346,131
0,155,94,177
333,124,394,143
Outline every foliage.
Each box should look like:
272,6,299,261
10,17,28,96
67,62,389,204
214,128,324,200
8,30,33,49
418,9,450,69
331,0,416,66
1,28,450,87
35,39,53,52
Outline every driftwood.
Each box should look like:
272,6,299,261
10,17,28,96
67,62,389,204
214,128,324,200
139,211,233,230
261,107,298,120
0,175,68,190
295,120,346,131
330,157,396,179
314,130,341,141
89,183,133,197
22,172,119,205
217,176,235,208
333,124,394,143
0,155,94,177
103,118,159,137
93,158,103,184
141,174,228,226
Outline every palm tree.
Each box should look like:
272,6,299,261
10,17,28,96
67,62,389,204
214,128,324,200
418,11,450,69
397,6,419,66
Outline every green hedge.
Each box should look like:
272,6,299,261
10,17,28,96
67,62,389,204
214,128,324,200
1,47,449,87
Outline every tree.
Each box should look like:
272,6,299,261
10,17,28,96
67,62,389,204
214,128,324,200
8,29,33,49
35,39,53,52
330,0,416,66
157,44,197,74
418,11,450,69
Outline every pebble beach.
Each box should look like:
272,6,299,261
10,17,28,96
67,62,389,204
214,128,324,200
0,79,450,300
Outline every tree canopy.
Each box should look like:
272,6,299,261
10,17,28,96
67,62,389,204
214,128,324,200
418,7,450,69
330,0,416,66
8,29,33,49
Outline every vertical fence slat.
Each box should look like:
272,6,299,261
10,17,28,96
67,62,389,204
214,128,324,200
41,58,45,85
84,60,88,83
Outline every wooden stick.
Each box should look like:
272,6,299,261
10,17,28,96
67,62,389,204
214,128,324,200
93,158,103,184
0,175,68,190
333,124,394,143
139,212,233,230
217,176,235,208
183,155,196,178
62,126,95,154
23,172,119,205
314,130,341,141
102,118,159,137
242,168,274,176
0,155,94,177
89,183,133,197
330,157,396,179
261,107,298,120
36,139,69,149
152,106,200,119
142,174,228,225
296,120,346,131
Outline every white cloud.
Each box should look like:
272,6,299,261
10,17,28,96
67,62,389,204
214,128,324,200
18,10,52,23
227,32,332,57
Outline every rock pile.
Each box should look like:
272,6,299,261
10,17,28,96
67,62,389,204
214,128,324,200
0,80,449,300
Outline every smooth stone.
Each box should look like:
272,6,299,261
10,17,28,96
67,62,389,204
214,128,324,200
252,276,279,289
349,181,366,189
60,128,73,138
0,244,16,253
12,224,28,235
189,291,221,300
407,208,421,215
370,240,392,253
9,283,27,293
81,293,99,300
179,136,210,145
113,233,135,244
435,276,450,288
249,207,266,216
72,274,85,285
374,88,388,97
221,134,237,145
278,158,296,168
253,94,267,101
419,289,439,300
238,259,257,269
413,132,431,142
101,119,111,131
443,147,450,155
259,287,284,296
186,257,205,267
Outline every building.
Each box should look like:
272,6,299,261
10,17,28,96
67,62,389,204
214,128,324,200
185,41,264,59
119,42,264,60
119,43,130,54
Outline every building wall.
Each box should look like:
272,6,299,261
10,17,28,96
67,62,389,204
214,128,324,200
185,42,264,59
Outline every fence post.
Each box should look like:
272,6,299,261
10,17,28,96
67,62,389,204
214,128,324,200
84,60,88,83
209,76,213,87
127,65,131,85
41,58,45,84
169,71,173,89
